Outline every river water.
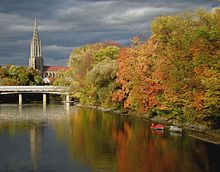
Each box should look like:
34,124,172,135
0,104,219,172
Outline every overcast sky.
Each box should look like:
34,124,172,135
0,0,219,66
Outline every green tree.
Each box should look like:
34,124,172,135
151,9,220,125
55,42,120,108
0,65,43,86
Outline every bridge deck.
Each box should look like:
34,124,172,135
0,86,69,94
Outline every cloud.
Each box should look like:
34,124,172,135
44,45,73,52
43,45,73,66
44,57,69,66
0,0,219,66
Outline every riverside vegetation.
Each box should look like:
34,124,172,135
54,9,220,130
0,65,43,85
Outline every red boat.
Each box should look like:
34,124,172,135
150,123,164,130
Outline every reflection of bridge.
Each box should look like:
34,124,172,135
0,86,70,105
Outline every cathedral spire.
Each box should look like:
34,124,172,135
35,18,37,27
33,18,39,40
29,18,43,73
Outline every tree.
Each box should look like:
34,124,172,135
0,65,43,86
113,37,163,114
55,42,120,108
151,9,220,125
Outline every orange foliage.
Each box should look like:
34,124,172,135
193,92,205,110
113,37,163,113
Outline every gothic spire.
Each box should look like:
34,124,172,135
33,18,39,40
29,18,43,73
35,18,37,27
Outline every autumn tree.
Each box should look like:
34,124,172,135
55,9,220,127
0,65,43,86
113,37,163,114
151,9,220,125
56,42,120,108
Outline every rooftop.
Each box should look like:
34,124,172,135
43,66,68,71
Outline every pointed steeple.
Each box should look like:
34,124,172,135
29,18,43,74
35,18,37,27
33,18,39,40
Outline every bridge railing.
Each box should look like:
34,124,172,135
0,86,68,92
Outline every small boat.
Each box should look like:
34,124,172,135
169,126,182,133
150,123,164,130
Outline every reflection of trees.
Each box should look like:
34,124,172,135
0,120,43,171
191,140,220,172
0,106,217,172
51,108,117,171
0,120,29,135
50,107,215,172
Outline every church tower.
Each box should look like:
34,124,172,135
29,18,43,73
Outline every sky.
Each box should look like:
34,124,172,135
0,0,219,66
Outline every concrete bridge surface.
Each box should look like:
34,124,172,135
0,86,70,105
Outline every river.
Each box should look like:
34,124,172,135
0,104,219,172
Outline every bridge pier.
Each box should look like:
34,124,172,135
19,94,22,105
66,94,70,107
66,94,70,102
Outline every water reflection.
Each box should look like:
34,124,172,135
0,105,219,172
0,104,74,171
50,107,220,172
30,124,42,170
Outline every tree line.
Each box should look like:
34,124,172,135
54,9,220,127
0,65,43,86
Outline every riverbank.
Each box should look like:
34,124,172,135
75,104,220,145
150,115,220,145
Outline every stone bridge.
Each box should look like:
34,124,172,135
0,86,70,105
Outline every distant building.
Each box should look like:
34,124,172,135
29,19,43,73
29,19,68,82
43,65,68,79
